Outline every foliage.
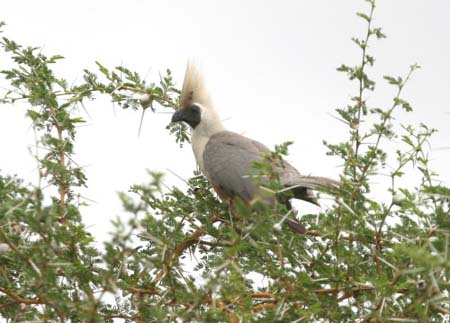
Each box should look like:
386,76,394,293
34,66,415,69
0,1,449,322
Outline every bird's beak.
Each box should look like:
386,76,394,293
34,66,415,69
171,109,185,123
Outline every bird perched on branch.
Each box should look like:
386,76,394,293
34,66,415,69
171,63,340,234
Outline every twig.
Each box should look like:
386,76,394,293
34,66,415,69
128,287,160,295
0,286,46,305
152,229,204,283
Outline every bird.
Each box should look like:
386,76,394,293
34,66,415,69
171,62,340,234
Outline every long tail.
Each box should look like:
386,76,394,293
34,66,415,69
281,175,341,193
278,175,341,207
285,218,307,234
279,175,341,234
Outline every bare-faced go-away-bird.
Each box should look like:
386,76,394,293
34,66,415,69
171,63,340,234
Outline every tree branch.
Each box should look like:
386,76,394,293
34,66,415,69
0,287,46,305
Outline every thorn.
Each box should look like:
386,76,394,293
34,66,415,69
138,108,146,137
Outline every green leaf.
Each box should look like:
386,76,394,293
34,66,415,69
95,60,110,77
383,75,402,85
356,12,370,22
26,109,41,121
394,97,413,112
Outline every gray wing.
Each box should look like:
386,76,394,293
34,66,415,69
203,131,340,235
247,138,319,204
249,137,336,204
203,131,340,205
203,131,268,203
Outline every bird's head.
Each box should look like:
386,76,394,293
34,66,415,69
171,103,202,129
171,62,224,134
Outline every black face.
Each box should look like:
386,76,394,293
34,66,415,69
171,104,201,129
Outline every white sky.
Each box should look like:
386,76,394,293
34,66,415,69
1,1,449,242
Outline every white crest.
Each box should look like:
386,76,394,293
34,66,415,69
178,62,225,173
179,62,213,109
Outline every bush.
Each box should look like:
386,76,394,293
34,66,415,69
0,1,449,321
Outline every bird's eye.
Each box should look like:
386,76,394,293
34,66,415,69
189,104,201,114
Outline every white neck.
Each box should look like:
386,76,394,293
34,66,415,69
190,107,225,173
